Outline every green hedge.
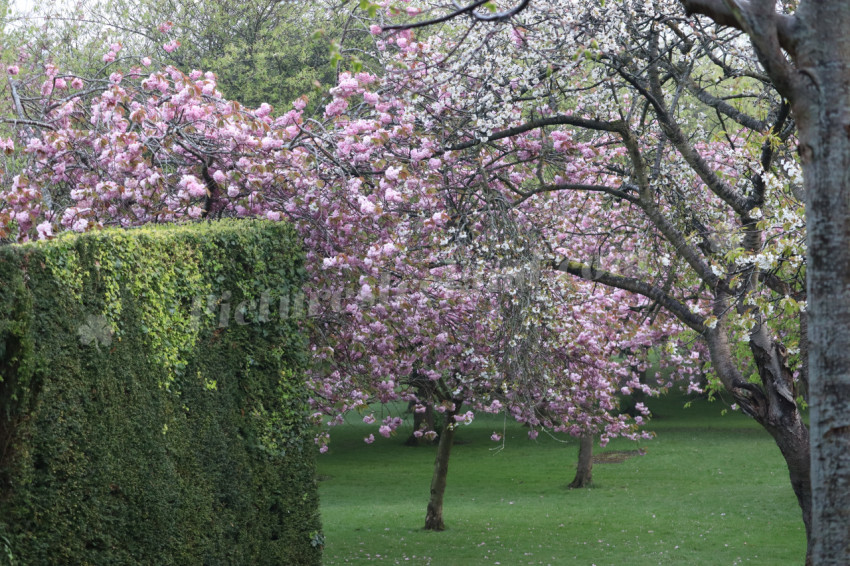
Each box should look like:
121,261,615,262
0,220,321,565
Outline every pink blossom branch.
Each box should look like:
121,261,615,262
554,258,707,333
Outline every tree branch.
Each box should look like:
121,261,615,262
682,77,769,132
618,125,729,292
554,259,707,332
381,0,531,31
508,182,640,206
680,0,798,56
444,114,623,153
641,52,752,216
0,118,56,131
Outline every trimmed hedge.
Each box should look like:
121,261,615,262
0,221,321,565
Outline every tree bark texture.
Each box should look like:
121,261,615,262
568,434,594,489
792,6,850,563
424,415,457,531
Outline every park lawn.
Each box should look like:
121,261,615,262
317,395,806,565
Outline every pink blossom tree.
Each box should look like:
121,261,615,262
359,0,811,554
0,39,690,531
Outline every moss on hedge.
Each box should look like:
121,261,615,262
0,220,321,565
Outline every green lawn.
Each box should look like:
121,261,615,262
317,396,806,565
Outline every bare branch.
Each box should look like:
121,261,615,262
380,0,531,30
507,182,640,206
680,0,798,56
0,118,56,131
682,77,769,132
453,0,531,22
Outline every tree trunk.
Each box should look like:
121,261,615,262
406,401,437,446
749,322,813,557
424,415,456,531
790,7,850,562
764,417,812,557
568,434,594,488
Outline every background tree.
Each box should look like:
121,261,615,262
4,0,372,112
568,433,595,489
97,0,350,109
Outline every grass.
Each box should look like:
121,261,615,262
317,395,806,565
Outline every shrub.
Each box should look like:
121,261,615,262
0,220,321,565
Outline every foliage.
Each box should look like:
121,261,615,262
0,220,320,565
4,0,373,113
100,0,350,109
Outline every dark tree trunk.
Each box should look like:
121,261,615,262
763,416,812,560
406,401,437,446
568,434,594,488
749,323,813,557
424,414,457,531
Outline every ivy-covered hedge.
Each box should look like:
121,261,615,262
0,220,321,565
